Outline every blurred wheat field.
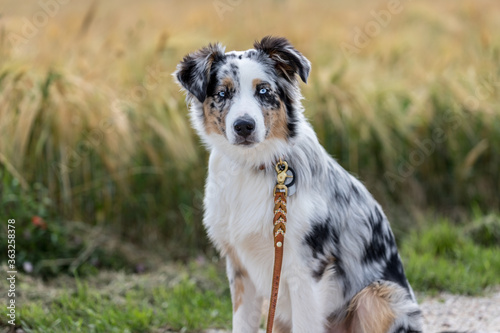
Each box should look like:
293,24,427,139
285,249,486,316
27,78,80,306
0,0,499,254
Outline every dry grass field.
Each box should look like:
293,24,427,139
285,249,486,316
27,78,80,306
1,0,499,250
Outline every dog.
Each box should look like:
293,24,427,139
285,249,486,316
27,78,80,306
174,36,423,333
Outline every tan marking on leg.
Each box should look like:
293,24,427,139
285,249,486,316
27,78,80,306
274,319,292,333
226,246,248,313
347,282,396,333
225,246,246,274
233,273,245,312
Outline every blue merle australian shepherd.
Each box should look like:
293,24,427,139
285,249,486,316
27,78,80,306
174,36,423,333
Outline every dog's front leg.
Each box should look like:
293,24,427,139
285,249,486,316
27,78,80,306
287,270,325,333
226,255,263,333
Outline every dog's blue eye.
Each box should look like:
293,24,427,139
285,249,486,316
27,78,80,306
259,88,268,95
218,91,226,98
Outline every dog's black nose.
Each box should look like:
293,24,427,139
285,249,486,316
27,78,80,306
233,117,255,138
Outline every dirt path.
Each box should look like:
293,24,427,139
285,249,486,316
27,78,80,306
420,290,500,333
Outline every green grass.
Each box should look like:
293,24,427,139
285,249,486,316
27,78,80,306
401,216,500,295
2,216,497,332
12,262,232,333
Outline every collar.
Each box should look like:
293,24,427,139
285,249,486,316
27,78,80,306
259,158,296,196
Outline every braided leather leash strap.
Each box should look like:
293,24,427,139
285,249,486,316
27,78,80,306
266,165,288,333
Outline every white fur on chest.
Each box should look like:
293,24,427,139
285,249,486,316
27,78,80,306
203,149,324,297
204,150,274,243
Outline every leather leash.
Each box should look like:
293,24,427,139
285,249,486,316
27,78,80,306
266,159,291,333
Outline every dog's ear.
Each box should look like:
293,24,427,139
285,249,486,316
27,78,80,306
174,43,226,103
254,36,311,83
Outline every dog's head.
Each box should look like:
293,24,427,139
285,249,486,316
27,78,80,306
174,36,310,155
